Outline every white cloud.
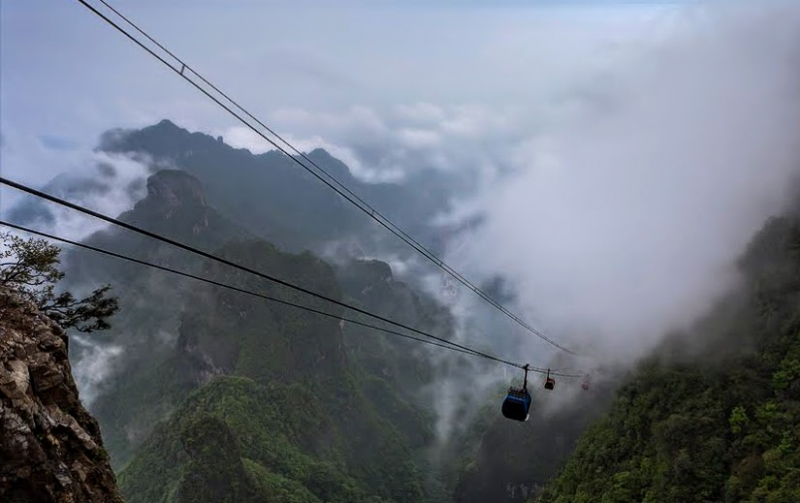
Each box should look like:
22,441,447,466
2,145,151,242
5,0,800,431
397,128,441,149
456,2,800,364
393,102,447,124
195,5,800,380
71,335,124,405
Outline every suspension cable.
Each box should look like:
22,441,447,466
0,219,582,377
0,177,556,370
72,0,581,357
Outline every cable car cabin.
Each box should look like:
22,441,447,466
502,388,532,422
582,378,590,391
544,369,555,390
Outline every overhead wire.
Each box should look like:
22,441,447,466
0,220,500,369
1,177,592,377
0,219,580,378
0,177,502,365
73,0,581,357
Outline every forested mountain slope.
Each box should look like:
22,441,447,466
537,211,800,503
452,380,618,503
45,166,455,501
7,120,715,502
63,169,254,467
112,234,440,502
98,119,458,253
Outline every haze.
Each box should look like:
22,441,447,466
3,0,800,377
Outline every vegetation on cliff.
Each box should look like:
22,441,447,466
537,214,800,503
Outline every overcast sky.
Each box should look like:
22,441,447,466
0,0,675,181
3,0,800,371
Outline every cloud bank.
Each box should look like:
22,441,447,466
457,3,800,365
210,4,800,374
3,147,151,242
6,0,800,412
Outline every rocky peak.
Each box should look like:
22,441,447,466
0,287,123,503
144,169,206,211
125,169,215,236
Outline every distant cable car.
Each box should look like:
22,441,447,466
544,369,555,390
502,364,532,422
582,375,590,391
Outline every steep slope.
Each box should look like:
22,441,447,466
335,258,454,401
118,376,421,503
115,242,434,502
452,381,617,503
537,213,800,503
49,168,442,501
65,169,252,467
0,287,123,503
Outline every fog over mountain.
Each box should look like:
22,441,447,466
457,3,800,364
4,2,800,501
6,1,800,383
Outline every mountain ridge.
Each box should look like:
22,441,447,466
535,211,800,503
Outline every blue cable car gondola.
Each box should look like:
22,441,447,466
502,364,532,422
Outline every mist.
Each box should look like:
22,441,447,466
454,3,800,369
5,0,800,448
3,150,151,242
218,3,800,377
70,334,124,405
184,4,800,431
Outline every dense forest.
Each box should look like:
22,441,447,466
7,120,800,502
3,123,519,502
537,211,800,502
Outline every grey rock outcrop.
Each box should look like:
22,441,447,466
0,287,124,503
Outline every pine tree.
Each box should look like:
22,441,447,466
0,232,119,332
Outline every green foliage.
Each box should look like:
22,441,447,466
0,231,119,332
93,352,203,470
176,414,253,503
118,376,421,503
731,406,749,435
112,239,438,503
536,214,800,503
243,459,322,503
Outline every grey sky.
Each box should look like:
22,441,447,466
0,0,672,240
1,0,667,178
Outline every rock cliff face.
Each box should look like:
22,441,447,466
0,287,124,503
143,169,207,213
130,169,211,234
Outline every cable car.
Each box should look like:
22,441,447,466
582,376,590,391
502,364,531,422
544,369,555,390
